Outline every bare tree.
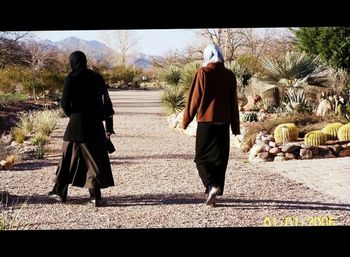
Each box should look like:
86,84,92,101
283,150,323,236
0,32,31,67
99,30,139,66
25,40,59,100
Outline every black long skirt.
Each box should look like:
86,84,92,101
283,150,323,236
195,123,230,195
54,140,115,190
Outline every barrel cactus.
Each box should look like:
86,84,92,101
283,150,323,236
337,123,350,141
304,131,327,146
274,123,299,144
321,123,343,140
242,112,258,122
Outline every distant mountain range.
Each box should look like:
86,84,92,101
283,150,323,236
43,36,162,69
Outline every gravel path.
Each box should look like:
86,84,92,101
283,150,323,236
1,89,350,229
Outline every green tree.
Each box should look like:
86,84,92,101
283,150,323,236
293,27,350,72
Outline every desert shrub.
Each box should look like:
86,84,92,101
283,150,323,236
33,110,60,137
0,93,28,107
0,198,31,230
161,86,185,114
15,111,35,136
160,66,182,87
179,61,201,96
41,71,65,96
11,128,25,144
107,65,140,85
0,66,31,94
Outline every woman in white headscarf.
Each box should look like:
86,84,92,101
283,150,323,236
182,43,240,207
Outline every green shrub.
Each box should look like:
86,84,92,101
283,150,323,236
0,66,31,94
12,128,25,144
161,86,185,114
179,61,201,96
160,66,182,87
15,111,35,136
33,110,59,137
0,93,28,107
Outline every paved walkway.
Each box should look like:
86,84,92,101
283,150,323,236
261,157,350,203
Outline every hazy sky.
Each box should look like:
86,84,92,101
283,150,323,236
32,29,199,56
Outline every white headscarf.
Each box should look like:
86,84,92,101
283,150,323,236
202,43,225,67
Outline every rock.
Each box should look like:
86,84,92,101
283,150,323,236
255,139,268,146
281,143,301,153
311,147,319,156
274,156,285,161
269,147,281,155
269,141,277,147
324,153,336,158
316,99,332,116
262,135,274,142
257,152,270,160
248,144,265,162
313,155,324,159
329,145,341,156
339,148,350,157
300,149,313,159
167,113,178,128
276,152,285,156
318,147,329,156
285,152,296,160
301,144,312,149
265,146,271,152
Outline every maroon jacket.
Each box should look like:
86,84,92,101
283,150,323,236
182,62,240,134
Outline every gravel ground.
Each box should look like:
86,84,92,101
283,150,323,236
1,89,350,230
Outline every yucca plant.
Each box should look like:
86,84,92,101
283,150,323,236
226,60,252,88
31,134,47,159
179,61,201,96
161,86,186,114
260,51,326,87
15,111,35,136
160,66,182,87
11,128,25,144
33,110,60,137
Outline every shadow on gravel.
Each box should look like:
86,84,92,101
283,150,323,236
11,160,58,171
215,198,350,211
100,194,350,211
109,154,194,162
3,193,350,212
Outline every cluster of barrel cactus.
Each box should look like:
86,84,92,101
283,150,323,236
273,123,299,144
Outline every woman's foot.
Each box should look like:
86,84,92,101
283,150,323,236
48,191,66,202
205,185,220,207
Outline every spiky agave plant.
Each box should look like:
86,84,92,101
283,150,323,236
160,65,182,87
179,61,201,97
260,51,325,87
161,86,185,115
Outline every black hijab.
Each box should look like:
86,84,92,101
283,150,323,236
69,51,87,71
